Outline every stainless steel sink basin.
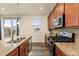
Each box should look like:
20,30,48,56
6,40,19,43
6,38,24,44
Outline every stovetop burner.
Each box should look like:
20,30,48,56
48,32,75,42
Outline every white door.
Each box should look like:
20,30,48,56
32,16,48,43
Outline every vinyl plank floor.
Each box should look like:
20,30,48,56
29,43,49,56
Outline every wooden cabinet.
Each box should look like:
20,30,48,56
7,39,29,56
7,47,19,56
55,45,66,56
48,16,52,30
65,3,78,27
48,3,64,30
48,13,54,30
58,3,64,16
77,4,79,26
48,3,79,29
19,41,27,56
54,3,64,19
19,39,29,56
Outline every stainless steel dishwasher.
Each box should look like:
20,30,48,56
29,36,32,52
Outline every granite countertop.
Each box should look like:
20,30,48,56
0,35,31,56
56,42,79,56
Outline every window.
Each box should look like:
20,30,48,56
12,19,17,39
32,18,41,26
2,18,17,40
32,17,41,31
4,19,11,38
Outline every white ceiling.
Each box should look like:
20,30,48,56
0,3,56,16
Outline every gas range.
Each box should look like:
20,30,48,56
47,32,75,56
49,36,74,42
48,32,75,42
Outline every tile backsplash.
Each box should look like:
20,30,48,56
51,28,79,44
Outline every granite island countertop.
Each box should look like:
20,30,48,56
55,42,79,56
0,35,31,56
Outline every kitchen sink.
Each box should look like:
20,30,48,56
6,38,24,44
6,40,19,43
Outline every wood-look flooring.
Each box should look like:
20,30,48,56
29,42,50,56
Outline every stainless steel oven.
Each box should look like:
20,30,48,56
28,36,32,52
47,36,55,56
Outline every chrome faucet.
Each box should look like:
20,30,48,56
11,29,15,42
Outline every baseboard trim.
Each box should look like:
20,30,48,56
32,42,44,46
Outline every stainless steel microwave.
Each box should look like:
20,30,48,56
53,14,65,28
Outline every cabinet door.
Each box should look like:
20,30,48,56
20,47,26,56
54,3,64,18
19,41,27,56
48,3,64,30
19,39,29,56
48,12,55,30
65,3,78,27
55,45,66,56
48,16,53,30
77,4,79,26
57,3,64,16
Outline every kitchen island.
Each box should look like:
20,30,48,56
0,35,31,56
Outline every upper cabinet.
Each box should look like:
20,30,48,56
77,4,79,26
48,3,64,30
48,14,53,30
48,3,79,30
55,3,64,18
65,3,78,27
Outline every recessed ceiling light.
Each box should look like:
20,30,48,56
1,8,5,10
40,7,43,10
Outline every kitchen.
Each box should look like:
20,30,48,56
0,3,79,56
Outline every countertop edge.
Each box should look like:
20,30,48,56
0,36,32,56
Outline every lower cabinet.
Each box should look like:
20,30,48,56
26,39,29,56
19,41,27,56
55,45,66,56
7,48,19,56
7,39,29,56
19,39,29,56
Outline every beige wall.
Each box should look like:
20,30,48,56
19,15,49,42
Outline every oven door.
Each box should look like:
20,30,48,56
47,40,55,56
